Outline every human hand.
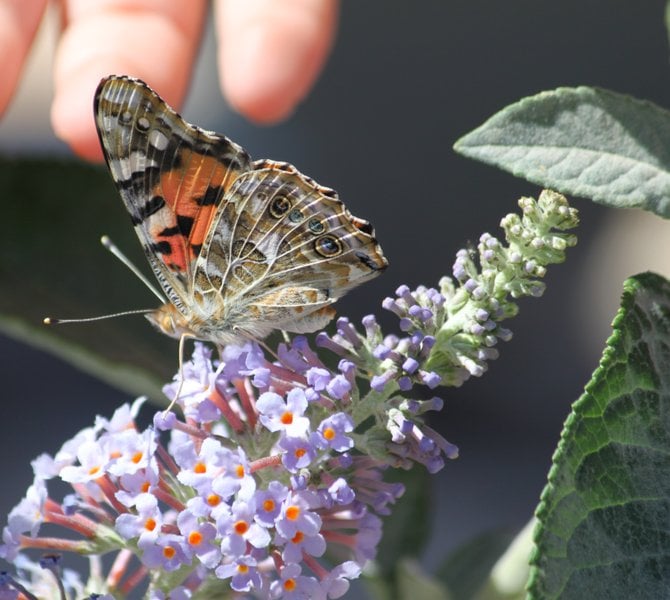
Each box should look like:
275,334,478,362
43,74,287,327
0,0,339,161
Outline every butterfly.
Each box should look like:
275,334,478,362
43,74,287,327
94,76,388,351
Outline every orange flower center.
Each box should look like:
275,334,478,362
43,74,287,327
286,505,300,521
292,531,304,544
163,545,176,559
323,427,336,440
280,411,294,425
193,462,207,474
188,531,203,546
234,520,249,535
207,493,221,507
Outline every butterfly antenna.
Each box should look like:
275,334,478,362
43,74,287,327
44,308,154,325
100,235,165,302
164,332,195,414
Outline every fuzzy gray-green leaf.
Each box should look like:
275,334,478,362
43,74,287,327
455,87,670,217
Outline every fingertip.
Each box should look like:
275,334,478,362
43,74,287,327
217,0,339,124
0,54,20,119
219,26,301,123
0,0,48,117
50,69,105,160
0,32,22,117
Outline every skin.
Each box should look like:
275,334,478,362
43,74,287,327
0,0,339,160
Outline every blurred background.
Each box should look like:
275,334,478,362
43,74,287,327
2,0,670,596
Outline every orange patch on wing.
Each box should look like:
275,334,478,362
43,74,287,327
152,234,190,273
151,150,240,272
189,207,215,248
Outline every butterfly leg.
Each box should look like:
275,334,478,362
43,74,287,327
164,332,196,414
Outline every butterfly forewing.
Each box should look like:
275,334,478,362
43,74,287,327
94,76,251,312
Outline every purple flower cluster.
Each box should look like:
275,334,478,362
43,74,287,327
0,341,407,598
0,190,577,598
312,315,457,472
314,311,441,393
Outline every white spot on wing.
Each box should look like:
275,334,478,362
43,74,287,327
101,115,115,132
111,153,159,181
113,157,131,180
129,151,159,173
149,129,169,151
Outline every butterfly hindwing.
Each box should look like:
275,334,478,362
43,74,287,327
194,160,387,337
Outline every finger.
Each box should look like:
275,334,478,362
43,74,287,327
51,0,207,160
215,0,339,123
0,0,48,116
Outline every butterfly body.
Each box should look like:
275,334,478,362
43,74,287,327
94,76,387,348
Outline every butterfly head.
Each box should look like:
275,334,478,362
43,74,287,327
146,303,194,341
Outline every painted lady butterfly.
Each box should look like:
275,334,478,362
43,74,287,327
94,76,387,349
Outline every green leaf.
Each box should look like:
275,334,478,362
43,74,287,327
396,559,452,600
362,467,434,600
376,467,433,575
528,272,670,598
0,155,176,400
435,528,518,600
365,559,452,600
363,575,394,600
471,520,535,600
454,87,670,217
